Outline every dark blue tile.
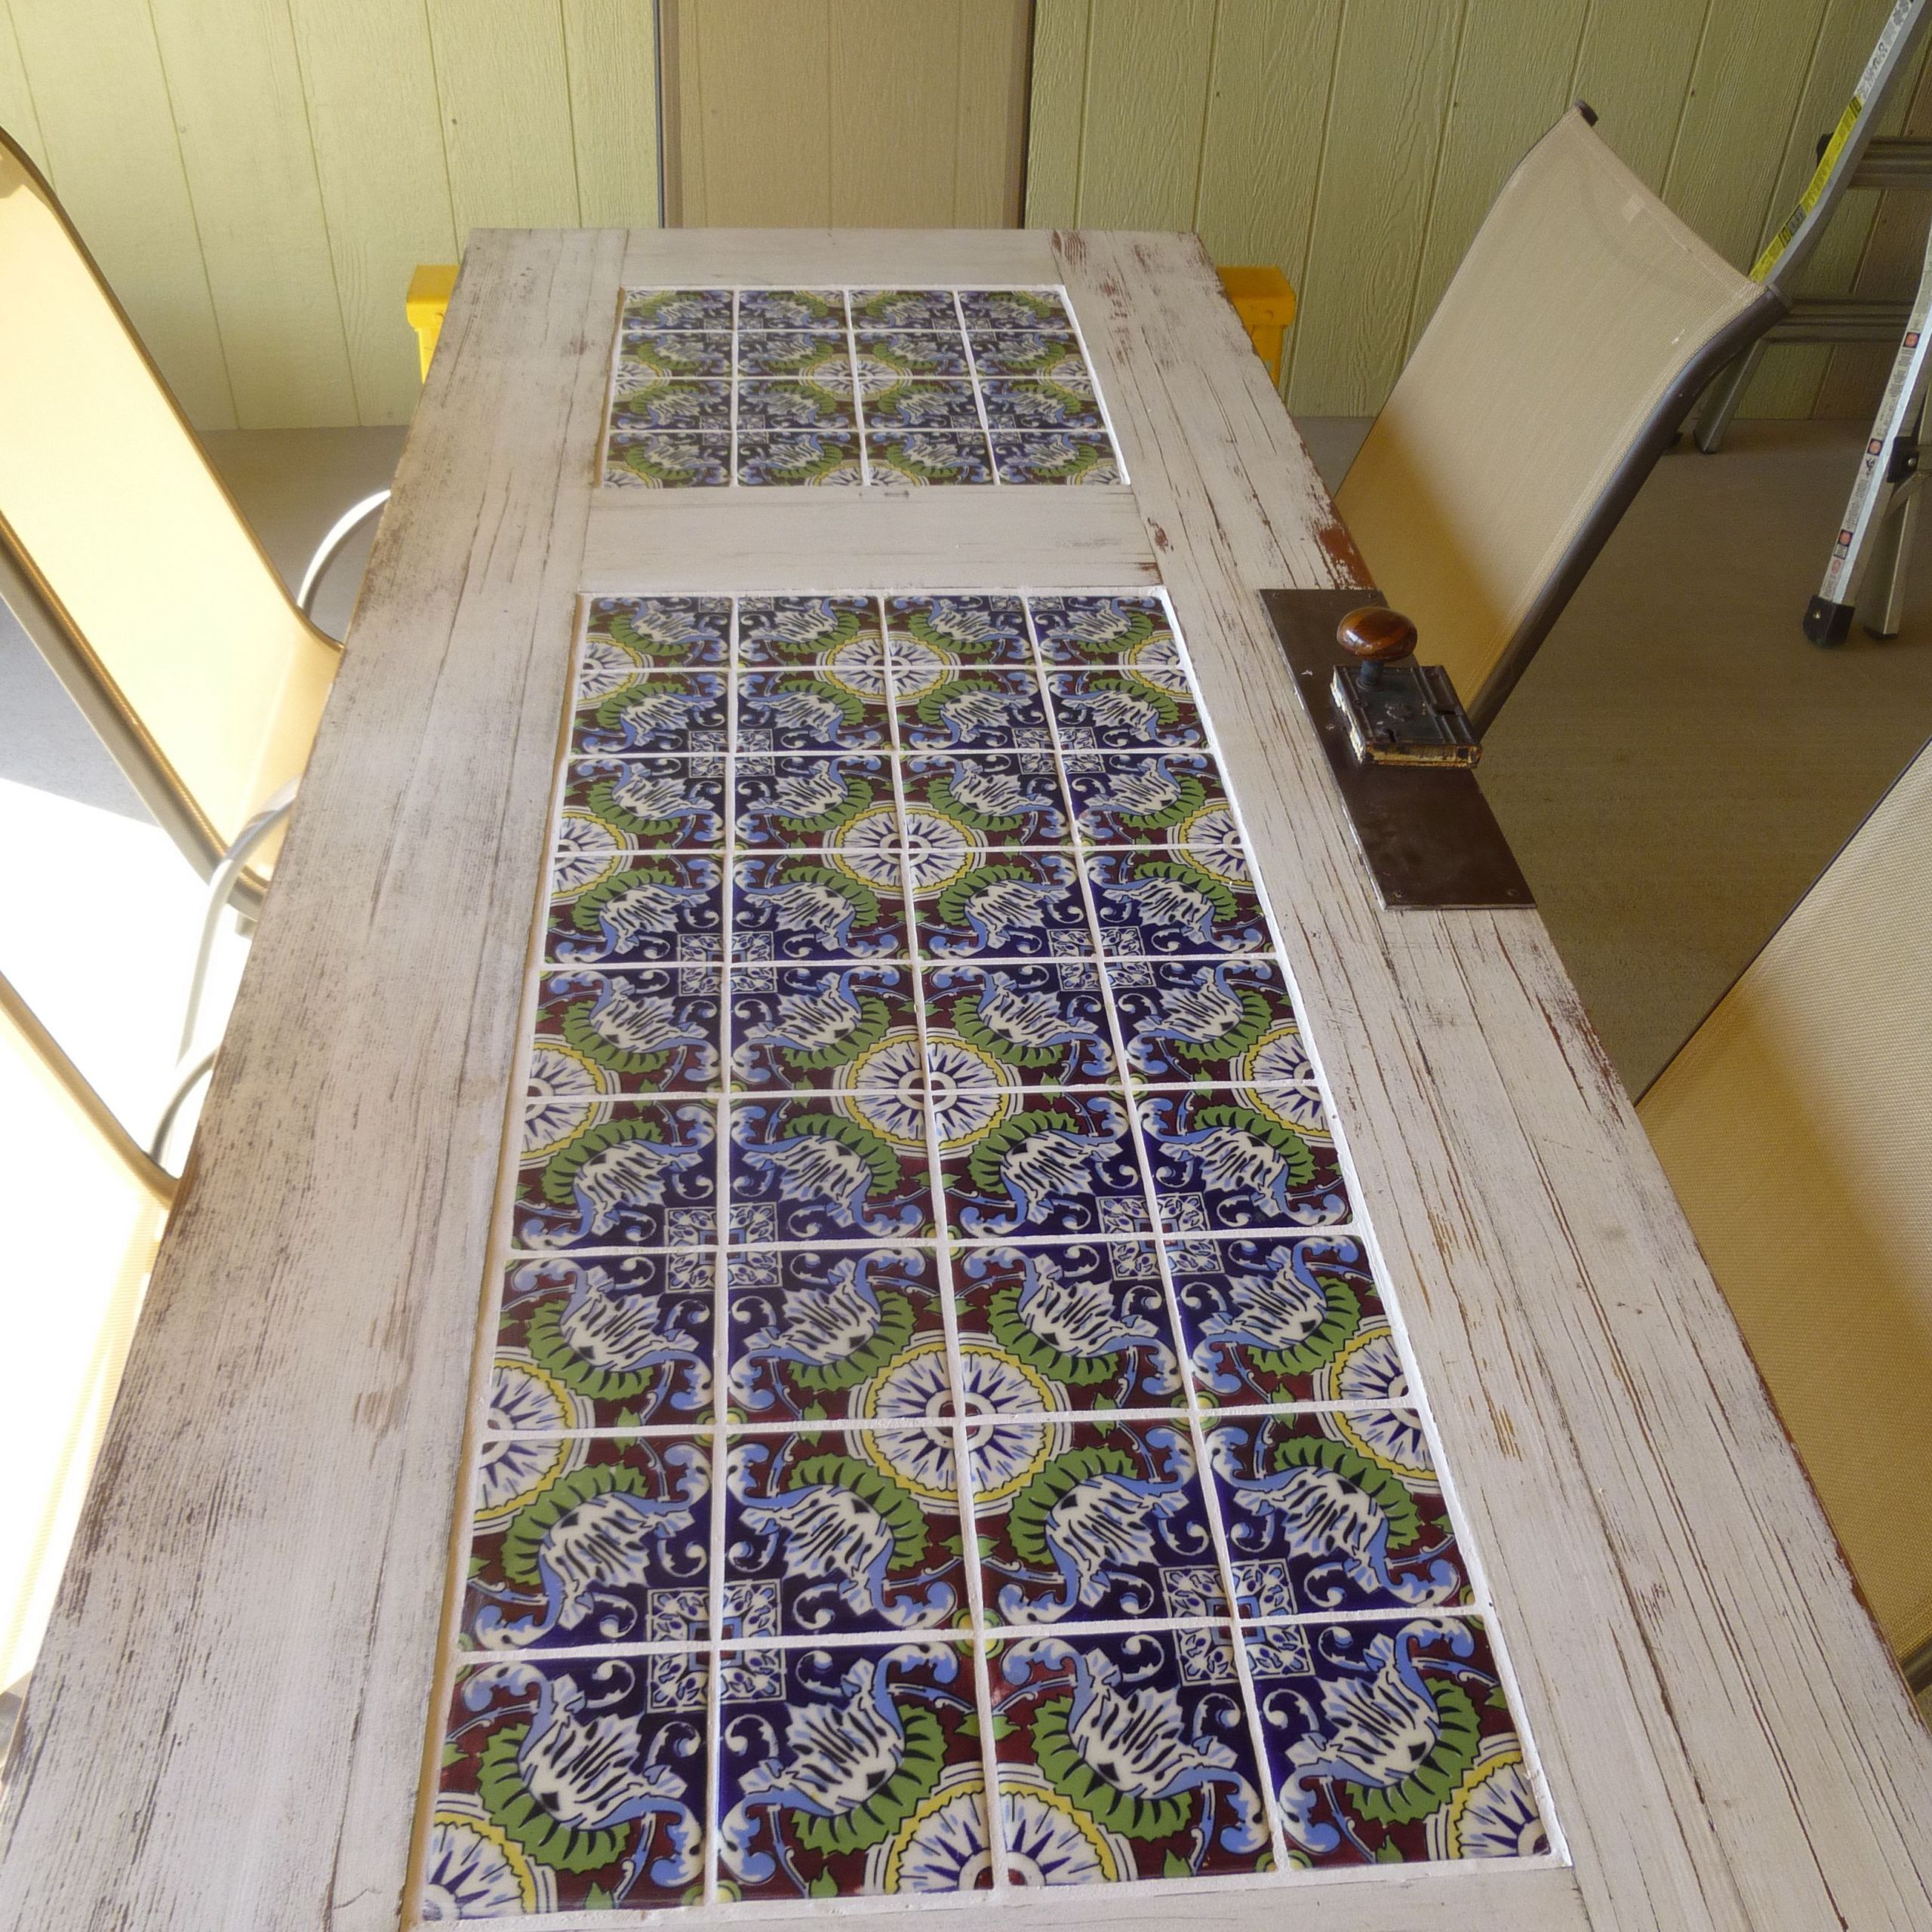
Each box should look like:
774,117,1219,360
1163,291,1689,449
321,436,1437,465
1062,752,1229,844
1084,850,1269,957
990,433,1121,485
731,855,909,963
624,286,734,330
1111,956,1303,1085
583,595,731,673
733,752,893,850
866,429,994,485
979,377,1103,431
734,669,889,752
526,966,723,1107
609,380,731,432
898,666,1050,750
851,288,962,330
571,669,728,755
912,851,1093,961
884,593,1032,666
512,1097,719,1252
735,432,864,487
900,752,1070,845
1137,1087,1349,1231
737,288,847,330
558,755,725,851
729,1097,934,1243
546,854,725,967
959,288,1074,334
862,380,981,430
730,962,920,1091
936,1088,1149,1241
605,430,731,488
1045,667,1207,751
1026,593,1172,666
922,961,1115,1088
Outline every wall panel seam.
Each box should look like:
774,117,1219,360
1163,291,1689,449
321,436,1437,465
1660,0,1722,208
1187,0,1224,232
1281,0,1355,399
1398,0,1475,355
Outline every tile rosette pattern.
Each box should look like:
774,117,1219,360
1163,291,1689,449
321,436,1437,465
421,590,1552,1917
603,287,1127,490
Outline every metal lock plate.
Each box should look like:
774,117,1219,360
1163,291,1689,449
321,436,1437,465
1330,660,1482,767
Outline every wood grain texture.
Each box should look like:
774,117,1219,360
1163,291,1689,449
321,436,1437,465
5,0,237,428
0,226,624,1930
1058,223,1932,1929
146,0,357,429
286,0,458,426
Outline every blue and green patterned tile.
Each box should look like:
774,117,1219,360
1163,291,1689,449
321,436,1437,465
967,333,1091,380
1084,851,1267,961
726,1244,944,1424
513,1097,719,1251
922,961,1115,1091
899,751,1071,846
730,854,909,964
609,380,731,433
559,754,725,851
1111,956,1301,1086
1167,1233,1388,1408
911,848,1094,963
623,286,734,330
605,430,731,489
1242,1615,1549,1867
736,592,882,674
855,331,969,378
1063,751,1230,846
729,1095,935,1244
1137,1086,1349,1232
884,592,1032,668
976,1417,1218,1624
898,666,1049,751
613,331,733,379
571,668,728,755
850,288,961,330
1206,1408,1470,1617
736,432,865,488
527,966,722,1110
734,329,848,377
949,1239,1185,1414
716,1638,990,1897
731,963,920,1091
1026,593,1177,671
546,854,724,968
725,1426,965,1635
866,430,994,485
460,1430,712,1651
980,377,1103,432
737,288,847,331
959,288,1074,334
494,1251,716,1432
432,1653,708,1916
936,1088,1149,1241
734,667,888,752
583,595,731,675
736,376,857,432
861,379,981,431
990,432,1121,485
988,1626,1272,1880
733,751,892,851
1046,668,1206,751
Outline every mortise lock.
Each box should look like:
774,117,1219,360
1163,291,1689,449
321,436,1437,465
1328,606,1482,768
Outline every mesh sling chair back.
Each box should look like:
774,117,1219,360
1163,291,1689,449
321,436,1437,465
1334,106,1785,731
1641,737,1932,1683
0,125,348,904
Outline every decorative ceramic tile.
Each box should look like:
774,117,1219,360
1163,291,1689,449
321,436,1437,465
1241,1615,1549,1866
935,1088,1149,1241
949,1239,1184,1411
1046,668,1206,750
727,1244,945,1423
546,856,725,968
912,851,1095,963
716,1640,991,1897
730,1097,935,1243
726,1426,966,1633
1082,850,1269,958
604,287,1124,488
513,1097,719,1252
866,430,995,486
606,432,731,490
433,1654,709,1913
460,1431,712,1651
1137,1088,1349,1232
527,967,723,1109
974,1417,1220,1624
730,963,920,1091
736,433,865,488
1166,1234,1389,1407
560,756,725,851
571,669,728,755
494,1252,716,1431
432,586,1552,1913
731,855,909,964
1206,1410,1471,1617
989,1626,1273,1880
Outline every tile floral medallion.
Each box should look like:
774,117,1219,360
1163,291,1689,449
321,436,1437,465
420,591,1555,1920
604,289,1126,489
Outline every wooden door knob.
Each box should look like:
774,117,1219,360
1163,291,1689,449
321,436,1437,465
1337,606,1418,665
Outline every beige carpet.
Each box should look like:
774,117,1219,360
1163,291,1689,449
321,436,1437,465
1300,417,1932,1096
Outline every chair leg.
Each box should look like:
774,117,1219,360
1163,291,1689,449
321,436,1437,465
296,489,390,625
149,1048,217,1166
1857,475,1922,638
1691,344,1765,453
178,784,297,1063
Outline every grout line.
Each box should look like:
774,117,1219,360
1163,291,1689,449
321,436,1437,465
846,288,870,485
955,288,1000,487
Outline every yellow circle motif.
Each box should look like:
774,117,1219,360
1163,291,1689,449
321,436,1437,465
429,1804,552,1912
521,1044,616,1160
823,804,912,891
833,1030,930,1152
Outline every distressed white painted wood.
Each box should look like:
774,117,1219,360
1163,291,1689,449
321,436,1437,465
1,223,1927,1932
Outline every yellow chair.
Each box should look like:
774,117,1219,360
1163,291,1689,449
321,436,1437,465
1217,265,1298,385
1334,106,1785,730
408,263,459,382
1641,735,1932,1693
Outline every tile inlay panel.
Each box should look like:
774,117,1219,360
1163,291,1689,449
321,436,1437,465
603,290,1127,490
422,592,1555,1918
